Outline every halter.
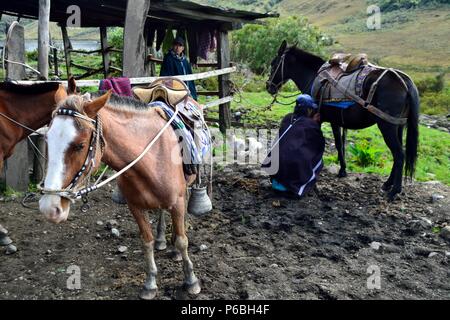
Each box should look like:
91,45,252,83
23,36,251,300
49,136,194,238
39,108,105,201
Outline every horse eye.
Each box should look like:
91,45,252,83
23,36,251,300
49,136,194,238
73,143,85,151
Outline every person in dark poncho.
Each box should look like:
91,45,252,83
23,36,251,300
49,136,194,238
160,36,198,101
262,94,325,198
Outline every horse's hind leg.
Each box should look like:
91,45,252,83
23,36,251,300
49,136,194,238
378,122,404,201
155,209,167,251
129,204,159,300
331,123,347,177
170,197,201,295
382,125,405,191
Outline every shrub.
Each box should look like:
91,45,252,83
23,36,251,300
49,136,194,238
231,16,329,75
349,140,383,167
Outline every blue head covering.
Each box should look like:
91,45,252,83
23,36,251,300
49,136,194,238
296,94,318,109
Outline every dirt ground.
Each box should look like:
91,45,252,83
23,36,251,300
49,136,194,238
0,165,449,300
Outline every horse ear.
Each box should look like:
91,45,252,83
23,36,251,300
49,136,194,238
54,84,68,105
83,90,112,118
67,76,77,94
279,40,287,55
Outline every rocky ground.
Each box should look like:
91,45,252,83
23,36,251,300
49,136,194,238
0,165,449,300
420,114,450,133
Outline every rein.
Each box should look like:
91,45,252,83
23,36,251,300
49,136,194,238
40,105,180,202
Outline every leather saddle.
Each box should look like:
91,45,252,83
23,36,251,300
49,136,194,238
328,53,369,78
133,77,204,131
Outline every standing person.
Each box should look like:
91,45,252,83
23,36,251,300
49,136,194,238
160,36,198,101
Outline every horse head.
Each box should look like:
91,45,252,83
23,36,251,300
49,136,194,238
39,79,111,224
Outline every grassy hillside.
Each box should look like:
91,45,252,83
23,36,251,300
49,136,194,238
196,0,450,76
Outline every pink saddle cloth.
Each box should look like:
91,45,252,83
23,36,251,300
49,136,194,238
99,77,132,97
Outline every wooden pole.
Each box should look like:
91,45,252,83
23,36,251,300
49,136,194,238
100,27,110,78
123,0,151,77
217,29,232,134
61,26,72,78
3,22,29,191
38,0,51,80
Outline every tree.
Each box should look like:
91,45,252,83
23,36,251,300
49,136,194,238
231,17,330,74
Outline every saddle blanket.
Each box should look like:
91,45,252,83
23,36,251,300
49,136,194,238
311,64,378,107
149,101,210,165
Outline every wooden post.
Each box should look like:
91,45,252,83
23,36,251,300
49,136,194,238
100,27,110,78
61,26,72,78
38,0,51,80
5,23,26,80
217,29,232,134
31,134,47,183
122,0,151,77
4,22,29,191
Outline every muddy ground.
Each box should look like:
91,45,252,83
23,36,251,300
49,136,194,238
0,165,449,300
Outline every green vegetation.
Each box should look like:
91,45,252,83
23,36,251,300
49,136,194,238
232,17,331,74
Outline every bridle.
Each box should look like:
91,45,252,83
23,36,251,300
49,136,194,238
267,53,287,92
39,108,105,202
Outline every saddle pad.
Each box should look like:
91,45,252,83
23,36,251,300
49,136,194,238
312,65,378,104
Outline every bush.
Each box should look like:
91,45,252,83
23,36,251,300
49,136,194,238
367,0,448,12
416,73,445,95
231,16,329,75
421,90,450,115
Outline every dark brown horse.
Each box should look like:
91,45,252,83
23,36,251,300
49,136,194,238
0,81,67,243
267,41,419,201
39,79,200,299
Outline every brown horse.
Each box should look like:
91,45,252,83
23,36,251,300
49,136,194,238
0,81,67,244
39,80,200,299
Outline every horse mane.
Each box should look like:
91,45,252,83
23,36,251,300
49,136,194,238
92,91,149,110
0,81,60,95
287,46,325,70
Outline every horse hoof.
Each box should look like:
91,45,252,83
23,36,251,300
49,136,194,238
338,171,347,178
382,183,393,192
170,250,183,262
0,236,13,247
184,280,201,295
139,288,158,300
155,241,167,251
387,191,400,202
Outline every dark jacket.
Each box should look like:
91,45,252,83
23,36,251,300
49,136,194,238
262,114,325,197
160,49,198,101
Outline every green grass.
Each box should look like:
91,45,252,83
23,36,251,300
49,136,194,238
208,91,450,185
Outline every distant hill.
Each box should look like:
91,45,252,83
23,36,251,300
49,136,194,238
195,0,450,72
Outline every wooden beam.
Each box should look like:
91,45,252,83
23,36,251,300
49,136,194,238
100,27,110,78
123,0,151,77
38,0,50,80
61,26,72,78
218,29,232,133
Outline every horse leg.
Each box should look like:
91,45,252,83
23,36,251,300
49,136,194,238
331,123,347,177
382,125,405,191
155,209,167,251
378,122,404,201
129,204,159,300
170,197,201,295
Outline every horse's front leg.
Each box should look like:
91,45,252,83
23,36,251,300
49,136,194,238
331,123,347,177
128,204,159,300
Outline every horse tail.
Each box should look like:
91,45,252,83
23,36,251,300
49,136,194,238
404,77,420,179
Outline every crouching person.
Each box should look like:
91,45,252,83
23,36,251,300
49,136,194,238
262,94,325,198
